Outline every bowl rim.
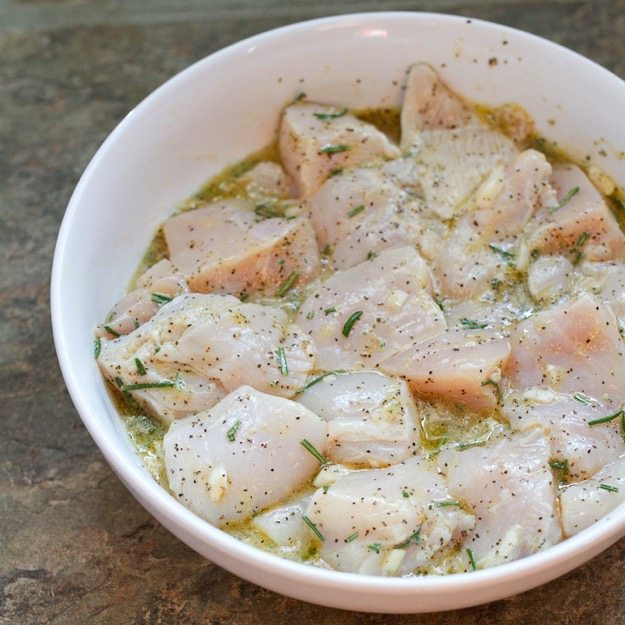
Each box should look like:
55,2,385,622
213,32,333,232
51,9,625,608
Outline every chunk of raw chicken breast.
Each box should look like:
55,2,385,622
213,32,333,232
279,102,401,198
381,329,510,411
438,428,561,568
163,199,320,298
434,150,554,300
297,371,420,467
296,247,445,370
97,259,188,338
164,386,327,526
307,168,434,269
400,63,476,147
304,457,475,575
505,294,625,403
527,164,625,262
560,455,625,536
400,65,516,219
98,293,316,423
503,390,625,481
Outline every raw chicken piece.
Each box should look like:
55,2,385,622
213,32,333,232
527,164,625,262
98,293,316,423
400,63,476,148
434,150,554,299
412,126,517,220
164,386,327,526
505,294,625,403
297,371,420,467
279,102,400,197
560,455,625,536
252,492,313,548
163,199,320,298
97,259,188,338
307,168,433,270
400,65,516,219
381,329,510,411
438,428,561,567
471,149,555,237
304,457,475,575
503,390,625,481
296,247,445,370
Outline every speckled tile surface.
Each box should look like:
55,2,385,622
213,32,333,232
2,1,625,623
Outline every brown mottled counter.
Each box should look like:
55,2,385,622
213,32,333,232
2,1,625,623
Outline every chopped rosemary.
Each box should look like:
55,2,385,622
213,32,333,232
277,346,289,376
401,490,410,498
151,292,173,305
467,548,477,571
321,244,333,256
435,500,461,508
324,307,336,315
434,297,445,312
395,529,421,550
314,108,348,120
319,144,351,154
254,201,281,218
368,543,382,554
488,243,515,263
300,438,328,464
114,376,124,388
572,392,593,405
549,186,580,212
329,168,343,177
460,318,488,330
134,357,147,376
302,515,324,542
342,310,363,337
347,204,365,218
227,420,242,442
294,370,345,394
366,250,376,260
588,407,624,426
275,271,299,297
306,311,315,320
599,483,619,493
122,380,176,391
345,531,359,543
94,337,102,359
294,92,306,102
572,231,591,266
549,459,569,474
104,325,120,338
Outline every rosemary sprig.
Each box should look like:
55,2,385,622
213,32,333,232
319,144,351,154
227,420,242,442
302,515,324,541
275,271,299,297
549,186,580,212
300,438,328,464
277,346,289,376
342,310,363,337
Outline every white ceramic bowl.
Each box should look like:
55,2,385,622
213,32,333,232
51,12,625,613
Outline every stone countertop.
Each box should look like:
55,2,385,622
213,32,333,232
2,1,625,623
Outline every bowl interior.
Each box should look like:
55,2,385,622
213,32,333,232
51,12,625,613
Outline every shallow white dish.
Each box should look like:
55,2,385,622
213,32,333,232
51,12,625,613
